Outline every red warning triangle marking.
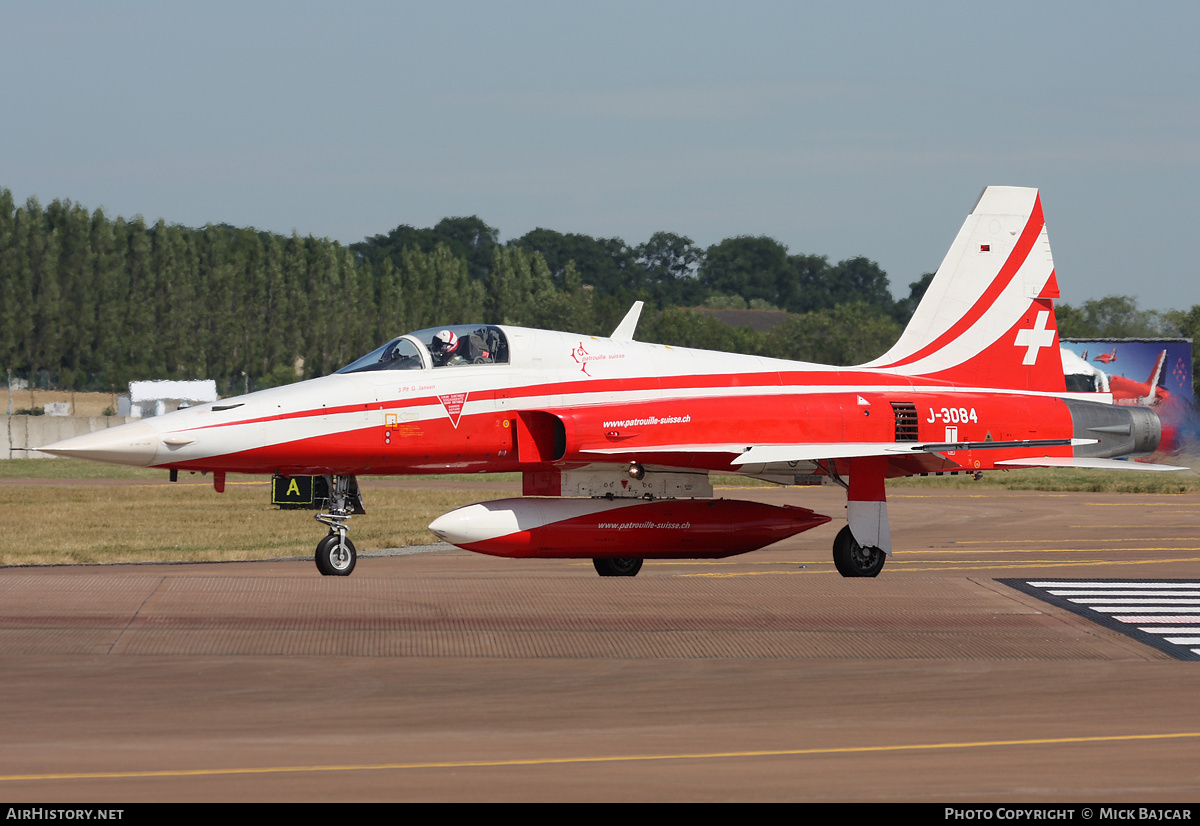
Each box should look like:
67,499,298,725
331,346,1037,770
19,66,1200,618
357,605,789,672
438,392,469,429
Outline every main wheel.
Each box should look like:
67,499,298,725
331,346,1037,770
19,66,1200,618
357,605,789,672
315,534,357,576
592,557,643,577
832,525,885,578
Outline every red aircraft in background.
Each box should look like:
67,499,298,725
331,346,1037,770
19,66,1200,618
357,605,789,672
1109,349,1170,407
42,187,1178,579
1094,348,1118,364
1107,349,1188,452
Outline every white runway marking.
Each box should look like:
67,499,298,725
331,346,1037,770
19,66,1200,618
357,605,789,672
1003,579,1200,660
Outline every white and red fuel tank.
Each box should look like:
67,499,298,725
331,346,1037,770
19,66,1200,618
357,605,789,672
428,497,831,559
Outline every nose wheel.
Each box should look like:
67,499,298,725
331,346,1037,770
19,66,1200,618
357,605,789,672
315,532,356,576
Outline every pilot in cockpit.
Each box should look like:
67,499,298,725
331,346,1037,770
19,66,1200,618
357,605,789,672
430,329,465,367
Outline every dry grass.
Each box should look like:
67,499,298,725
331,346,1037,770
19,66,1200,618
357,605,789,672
0,458,166,479
891,463,1199,493
15,477,491,567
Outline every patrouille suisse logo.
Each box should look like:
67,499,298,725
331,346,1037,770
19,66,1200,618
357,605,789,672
438,392,469,428
571,341,624,376
571,342,592,375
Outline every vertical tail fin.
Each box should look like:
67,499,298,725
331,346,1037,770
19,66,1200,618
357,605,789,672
866,186,1065,392
1151,349,1169,393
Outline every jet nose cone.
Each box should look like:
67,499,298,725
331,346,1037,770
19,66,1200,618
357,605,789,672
39,421,160,467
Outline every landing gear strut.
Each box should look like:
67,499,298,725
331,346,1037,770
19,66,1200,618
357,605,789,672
593,557,643,577
314,475,360,576
832,525,885,578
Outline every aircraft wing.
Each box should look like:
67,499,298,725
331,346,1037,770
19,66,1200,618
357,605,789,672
730,438,1089,466
582,438,1097,479
733,443,942,464
579,444,750,456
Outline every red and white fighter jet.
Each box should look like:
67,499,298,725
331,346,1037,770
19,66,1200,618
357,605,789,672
43,187,1177,577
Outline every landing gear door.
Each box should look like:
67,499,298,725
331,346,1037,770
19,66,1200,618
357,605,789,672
272,475,365,514
273,475,327,509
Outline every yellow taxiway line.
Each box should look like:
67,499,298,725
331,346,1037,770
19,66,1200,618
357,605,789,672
3,732,1198,783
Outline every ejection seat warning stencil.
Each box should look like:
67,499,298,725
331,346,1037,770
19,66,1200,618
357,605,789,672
1001,579,1200,661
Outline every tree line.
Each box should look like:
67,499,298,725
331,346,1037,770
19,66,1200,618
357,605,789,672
2,188,1197,393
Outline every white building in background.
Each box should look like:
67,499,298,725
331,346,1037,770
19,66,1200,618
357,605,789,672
123,380,219,418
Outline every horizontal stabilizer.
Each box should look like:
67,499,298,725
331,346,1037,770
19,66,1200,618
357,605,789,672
996,457,1185,472
918,438,1090,453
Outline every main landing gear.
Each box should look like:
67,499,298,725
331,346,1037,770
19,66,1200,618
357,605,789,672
593,558,643,577
832,525,885,578
314,475,362,577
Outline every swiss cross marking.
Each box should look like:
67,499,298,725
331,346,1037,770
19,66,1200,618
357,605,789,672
1014,310,1055,366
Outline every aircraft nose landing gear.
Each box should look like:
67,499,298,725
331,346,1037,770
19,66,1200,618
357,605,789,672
315,531,356,576
313,475,363,576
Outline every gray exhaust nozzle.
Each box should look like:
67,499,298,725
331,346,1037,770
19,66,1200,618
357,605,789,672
1063,398,1161,459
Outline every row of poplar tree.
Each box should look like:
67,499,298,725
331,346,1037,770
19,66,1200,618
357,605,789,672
2,188,1195,393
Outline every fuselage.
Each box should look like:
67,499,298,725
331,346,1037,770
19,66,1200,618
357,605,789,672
43,323,1157,480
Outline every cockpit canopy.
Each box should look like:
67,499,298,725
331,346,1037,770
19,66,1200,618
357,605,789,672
337,325,509,373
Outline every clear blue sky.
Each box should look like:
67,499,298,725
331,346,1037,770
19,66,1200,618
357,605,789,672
3,1,1197,311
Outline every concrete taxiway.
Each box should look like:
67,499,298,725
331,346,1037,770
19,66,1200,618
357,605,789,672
7,485,1200,801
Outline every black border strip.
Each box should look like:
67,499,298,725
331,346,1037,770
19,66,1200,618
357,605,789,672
999,578,1200,662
